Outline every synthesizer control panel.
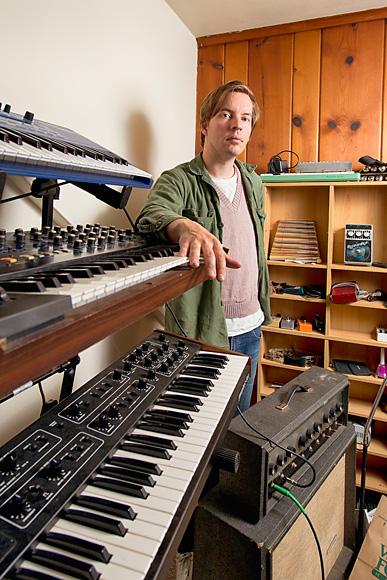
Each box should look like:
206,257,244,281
0,224,177,281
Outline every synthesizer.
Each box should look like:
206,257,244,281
0,330,250,580
0,225,188,340
0,104,152,189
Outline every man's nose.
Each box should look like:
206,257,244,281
232,116,243,130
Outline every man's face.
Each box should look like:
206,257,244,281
201,91,253,161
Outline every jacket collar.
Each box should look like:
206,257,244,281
188,152,257,181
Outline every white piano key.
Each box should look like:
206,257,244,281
15,556,143,580
10,254,189,310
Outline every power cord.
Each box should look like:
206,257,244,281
236,405,316,488
166,303,188,337
268,150,299,175
273,483,325,580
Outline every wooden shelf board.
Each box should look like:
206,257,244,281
329,329,382,346
268,260,327,269
261,357,315,371
269,293,326,303
331,263,385,273
262,326,326,339
349,399,387,422
356,466,387,494
357,437,387,459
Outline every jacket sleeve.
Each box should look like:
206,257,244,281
135,169,188,242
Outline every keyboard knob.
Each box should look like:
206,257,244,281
0,453,18,474
212,448,240,473
23,111,34,123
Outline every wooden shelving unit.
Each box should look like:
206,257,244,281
258,181,387,493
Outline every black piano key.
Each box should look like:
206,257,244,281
0,128,10,143
50,272,76,284
137,420,185,438
124,433,177,451
120,441,172,459
157,397,200,412
144,411,190,428
28,275,62,288
191,356,227,368
12,568,59,580
43,531,111,564
115,255,136,266
160,393,203,406
93,260,127,270
6,128,42,149
99,464,156,487
64,265,105,275
74,494,137,520
56,268,94,279
109,454,163,474
27,548,100,580
173,376,213,389
168,384,209,397
129,254,148,263
181,366,220,379
193,353,229,365
3,129,22,145
63,508,127,536
146,409,193,423
92,475,149,499
0,280,46,292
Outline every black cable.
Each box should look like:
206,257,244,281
37,382,46,406
236,405,316,488
0,180,70,204
273,484,325,580
166,303,188,337
268,150,300,174
123,207,136,230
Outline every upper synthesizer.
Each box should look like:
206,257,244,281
0,103,153,188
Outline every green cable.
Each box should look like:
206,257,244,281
272,483,325,580
272,483,306,513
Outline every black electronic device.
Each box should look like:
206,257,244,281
194,426,356,580
0,330,250,580
0,104,152,189
344,223,373,264
218,366,349,524
0,225,187,340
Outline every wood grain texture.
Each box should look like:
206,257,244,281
197,7,387,47
196,44,224,154
292,30,321,164
225,41,249,162
319,20,385,170
247,34,293,173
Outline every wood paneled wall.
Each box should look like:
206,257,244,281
196,8,387,173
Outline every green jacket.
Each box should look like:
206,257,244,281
136,152,272,349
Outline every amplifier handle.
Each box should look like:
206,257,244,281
276,384,310,410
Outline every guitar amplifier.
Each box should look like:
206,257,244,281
193,426,356,580
344,224,373,264
218,366,349,524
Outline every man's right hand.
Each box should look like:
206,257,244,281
166,218,241,282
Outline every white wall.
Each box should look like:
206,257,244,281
0,0,197,445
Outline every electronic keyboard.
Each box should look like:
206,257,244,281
0,225,187,340
0,104,152,189
0,331,250,580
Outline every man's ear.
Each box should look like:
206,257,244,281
201,121,208,138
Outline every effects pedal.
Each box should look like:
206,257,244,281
344,224,373,264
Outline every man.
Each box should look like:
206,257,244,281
136,80,271,412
